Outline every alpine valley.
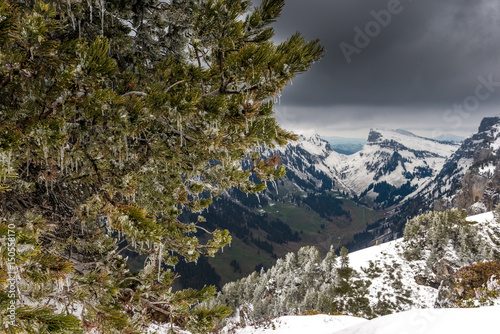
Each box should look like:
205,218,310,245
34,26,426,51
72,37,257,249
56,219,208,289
170,116,500,291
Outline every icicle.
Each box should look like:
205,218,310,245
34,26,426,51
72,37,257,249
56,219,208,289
157,244,163,282
245,117,248,133
178,116,183,147
275,127,278,138
256,193,260,204
100,0,105,36
124,134,128,161
66,0,76,30
78,19,81,39
87,0,93,23
270,180,278,195
43,139,48,166
180,124,183,147
60,146,65,173
6,150,11,174
26,149,30,178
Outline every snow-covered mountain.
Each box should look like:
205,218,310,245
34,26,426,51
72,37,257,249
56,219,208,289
333,116,500,251
428,116,500,213
263,128,458,209
433,133,465,143
266,133,343,193
337,129,458,208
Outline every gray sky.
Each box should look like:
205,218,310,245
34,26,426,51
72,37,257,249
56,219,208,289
257,0,500,138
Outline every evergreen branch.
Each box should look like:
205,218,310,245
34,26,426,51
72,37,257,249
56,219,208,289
141,298,171,317
165,79,185,93
194,225,213,235
118,277,144,285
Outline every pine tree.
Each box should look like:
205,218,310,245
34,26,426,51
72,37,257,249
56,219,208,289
340,246,350,270
0,0,324,332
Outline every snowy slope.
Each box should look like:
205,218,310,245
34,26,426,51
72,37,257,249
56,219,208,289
215,211,499,334
332,306,500,334
225,306,500,334
347,211,499,311
229,314,367,334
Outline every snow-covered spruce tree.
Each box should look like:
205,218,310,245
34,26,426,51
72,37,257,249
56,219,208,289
403,209,492,266
0,0,324,333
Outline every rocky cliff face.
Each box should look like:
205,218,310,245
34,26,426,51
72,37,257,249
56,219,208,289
265,133,342,193
431,116,500,213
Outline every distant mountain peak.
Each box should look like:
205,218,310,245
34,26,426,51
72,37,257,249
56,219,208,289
367,128,419,143
433,133,464,143
367,129,384,143
478,116,500,133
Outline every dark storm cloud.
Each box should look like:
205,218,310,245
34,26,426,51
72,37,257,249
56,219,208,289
255,0,500,135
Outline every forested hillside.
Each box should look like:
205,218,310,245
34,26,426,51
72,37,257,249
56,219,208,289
208,208,500,332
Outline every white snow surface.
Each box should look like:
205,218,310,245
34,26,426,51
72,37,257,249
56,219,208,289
332,306,500,334
466,210,495,223
229,314,367,334
226,307,500,334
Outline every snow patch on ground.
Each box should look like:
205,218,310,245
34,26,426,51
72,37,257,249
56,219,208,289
478,163,496,176
332,306,500,334
228,314,367,334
